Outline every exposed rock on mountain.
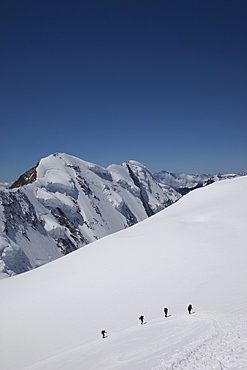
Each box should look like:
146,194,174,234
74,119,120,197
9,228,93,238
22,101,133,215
0,153,180,278
9,163,39,189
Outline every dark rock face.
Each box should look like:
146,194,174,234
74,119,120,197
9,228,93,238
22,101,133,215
126,163,154,217
9,163,39,189
0,190,44,241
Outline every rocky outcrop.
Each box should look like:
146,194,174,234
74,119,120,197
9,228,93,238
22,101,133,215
0,154,181,278
10,163,39,189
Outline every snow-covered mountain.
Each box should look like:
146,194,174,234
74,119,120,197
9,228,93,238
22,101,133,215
0,153,180,278
1,176,247,370
154,170,246,194
0,181,12,190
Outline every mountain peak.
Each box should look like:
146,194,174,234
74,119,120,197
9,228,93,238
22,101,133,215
0,153,180,278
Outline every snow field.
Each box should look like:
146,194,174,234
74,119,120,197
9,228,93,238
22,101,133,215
0,176,247,369
18,312,247,370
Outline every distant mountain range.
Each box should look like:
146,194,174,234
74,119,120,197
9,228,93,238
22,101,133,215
153,170,246,195
0,181,12,189
0,153,245,279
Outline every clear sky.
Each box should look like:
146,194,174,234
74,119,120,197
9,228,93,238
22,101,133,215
1,0,247,180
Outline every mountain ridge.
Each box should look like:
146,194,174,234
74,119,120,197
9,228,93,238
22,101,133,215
0,153,180,278
1,152,245,279
153,169,246,194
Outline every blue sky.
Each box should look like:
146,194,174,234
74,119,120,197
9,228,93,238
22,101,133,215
1,0,247,180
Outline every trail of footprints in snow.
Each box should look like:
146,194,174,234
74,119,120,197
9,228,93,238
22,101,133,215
158,314,247,370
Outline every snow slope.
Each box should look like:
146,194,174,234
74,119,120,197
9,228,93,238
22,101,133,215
0,153,180,278
1,176,247,370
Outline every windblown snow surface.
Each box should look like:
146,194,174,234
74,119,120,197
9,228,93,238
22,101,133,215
1,176,247,370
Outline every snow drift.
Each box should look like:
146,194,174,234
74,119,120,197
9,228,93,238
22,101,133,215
1,176,247,369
